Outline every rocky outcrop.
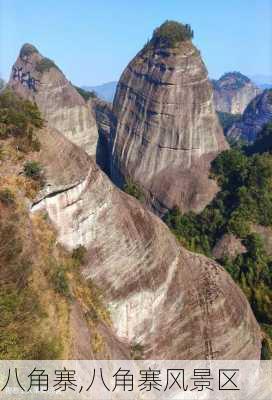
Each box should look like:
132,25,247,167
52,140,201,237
227,89,272,142
111,25,228,214
8,44,98,156
212,72,261,114
31,126,261,360
212,234,246,261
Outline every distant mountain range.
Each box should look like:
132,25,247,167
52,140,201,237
250,74,272,90
83,75,272,103
83,81,117,102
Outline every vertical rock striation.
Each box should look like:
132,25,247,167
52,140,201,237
111,22,228,214
8,43,98,156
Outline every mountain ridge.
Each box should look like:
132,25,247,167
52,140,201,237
83,81,117,102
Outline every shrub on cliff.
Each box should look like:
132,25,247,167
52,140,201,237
52,266,70,298
36,57,60,73
73,86,96,102
0,188,15,206
72,245,87,265
23,160,43,180
151,20,194,48
0,90,43,152
124,179,145,203
23,160,45,189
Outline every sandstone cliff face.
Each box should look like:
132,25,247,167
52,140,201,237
212,72,261,114
227,89,272,142
111,38,228,214
30,127,261,360
8,44,98,156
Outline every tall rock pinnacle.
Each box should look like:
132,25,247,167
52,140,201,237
111,21,228,214
8,43,98,156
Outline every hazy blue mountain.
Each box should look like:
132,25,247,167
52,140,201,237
83,81,117,102
250,74,272,90
258,83,272,90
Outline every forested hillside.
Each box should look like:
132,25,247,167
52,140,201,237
164,123,272,358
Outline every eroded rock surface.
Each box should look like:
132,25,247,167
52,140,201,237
212,72,261,114
227,89,272,142
31,127,261,360
111,35,228,214
212,234,246,261
8,43,98,156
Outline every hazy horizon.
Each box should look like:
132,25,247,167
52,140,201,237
0,0,271,86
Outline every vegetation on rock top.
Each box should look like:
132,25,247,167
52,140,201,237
19,43,39,59
150,20,194,48
213,72,251,91
36,57,60,73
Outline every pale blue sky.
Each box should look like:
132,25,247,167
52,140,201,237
0,0,271,85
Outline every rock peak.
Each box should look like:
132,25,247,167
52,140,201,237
148,20,194,49
19,43,39,59
215,71,251,90
212,71,261,114
17,43,61,75
8,44,98,156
